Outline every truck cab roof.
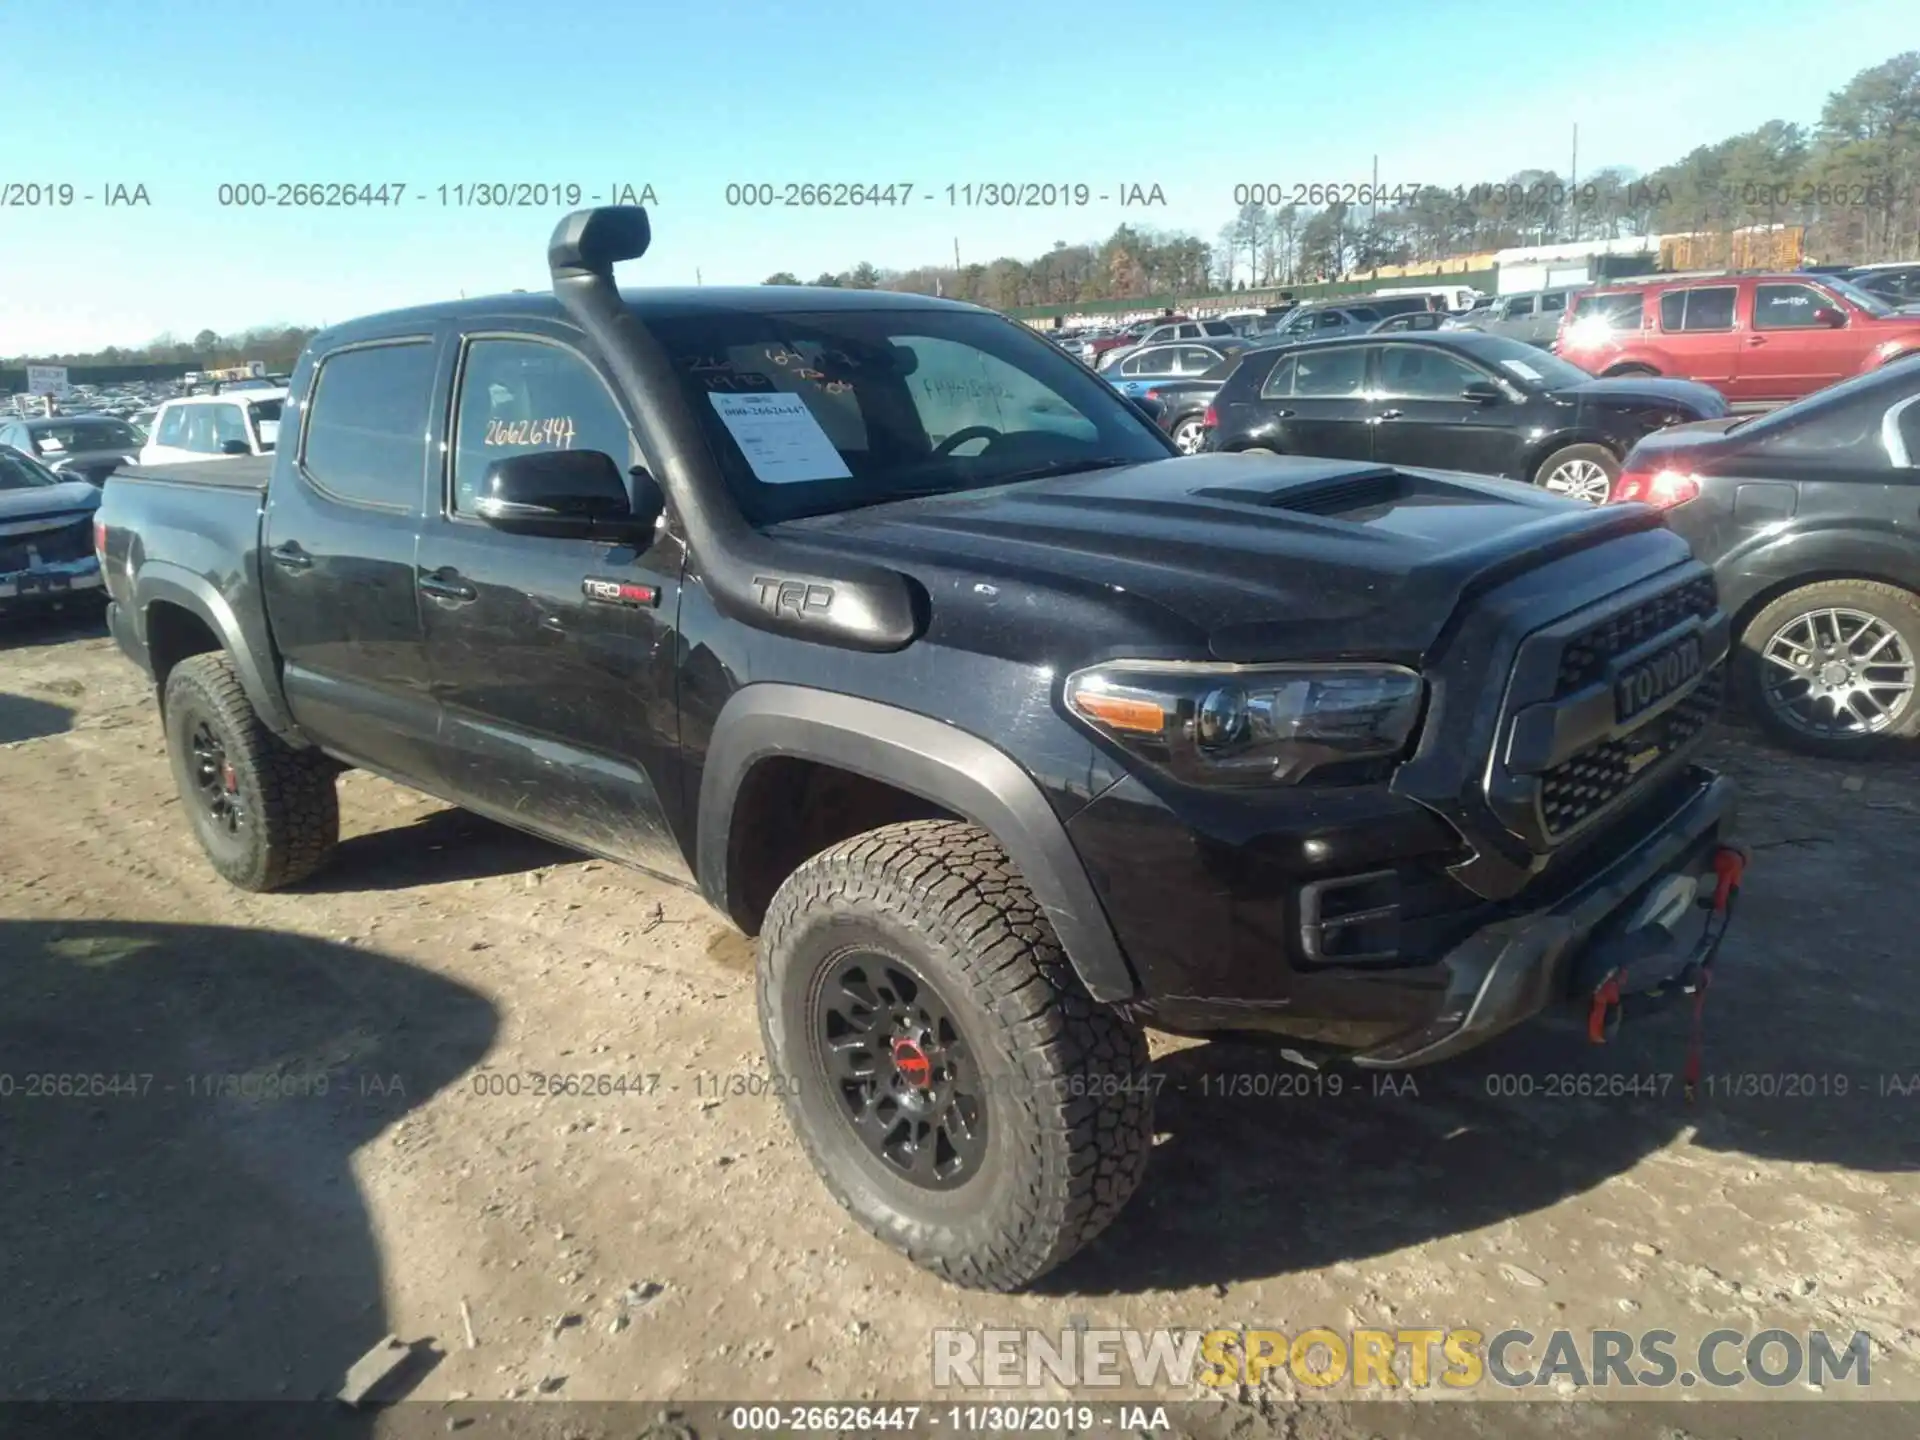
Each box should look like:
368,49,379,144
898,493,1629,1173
316,286,983,347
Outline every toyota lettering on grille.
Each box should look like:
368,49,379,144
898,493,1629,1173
1614,632,1704,723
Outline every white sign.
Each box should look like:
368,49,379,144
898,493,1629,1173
707,391,852,485
26,365,69,397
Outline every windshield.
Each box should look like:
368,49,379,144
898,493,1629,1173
651,307,1173,523
1462,334,1596,389
31,418,141,453
0,445,62,489
1819,275,1895,317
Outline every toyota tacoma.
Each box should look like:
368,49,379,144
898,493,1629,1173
96,207,1747,1290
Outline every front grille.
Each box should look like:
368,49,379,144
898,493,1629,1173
1538,663,1725,840
0,518,92,571
1555,574,1717,696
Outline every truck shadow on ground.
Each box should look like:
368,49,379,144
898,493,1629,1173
0,918,499,1405
298,806,574,893
0,600,108,652
1048,759,1920,1295
0,691,73,744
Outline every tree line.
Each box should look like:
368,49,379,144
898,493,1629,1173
7,325,319,374
13,50,1916,368
772,49,1919,311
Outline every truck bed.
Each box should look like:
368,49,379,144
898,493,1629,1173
111,455,274,490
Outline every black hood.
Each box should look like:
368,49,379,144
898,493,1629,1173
1549,375,1730,418
768,454,1677,664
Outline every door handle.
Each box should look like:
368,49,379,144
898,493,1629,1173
1746,335,1767,346
418,569,477,602
1270,408,1295,418
268,541,312,571
1378,408,1405,420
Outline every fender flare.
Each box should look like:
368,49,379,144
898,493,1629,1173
1716,525,1920,626
695,684,1137,1002
134,563,303,739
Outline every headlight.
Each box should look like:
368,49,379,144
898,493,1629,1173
1062,660,1425,786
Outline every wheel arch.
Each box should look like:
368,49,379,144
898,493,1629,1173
697,685,1138,1002
135,565,302,738
1729,562,1920,649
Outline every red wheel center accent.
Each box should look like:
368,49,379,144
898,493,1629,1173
221,762,239,793
891,1038,932,1089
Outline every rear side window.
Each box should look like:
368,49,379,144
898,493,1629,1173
1291,347,1368,397
1753,283,1831,329
1659,286,1737,332
301,341,437,509
1540,292,1566,313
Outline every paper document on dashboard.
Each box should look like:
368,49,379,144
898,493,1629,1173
708,391,853,484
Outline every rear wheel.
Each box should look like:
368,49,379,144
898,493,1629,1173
1170,415,1207,454
1604,363,1659,377
1737,579,1920,757
758,819,1153,1291
162,653,339,890
1532,443,1619,504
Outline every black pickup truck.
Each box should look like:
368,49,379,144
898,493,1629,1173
97,207,1748,1291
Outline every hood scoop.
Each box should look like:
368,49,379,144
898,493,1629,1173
1194,466,1493,519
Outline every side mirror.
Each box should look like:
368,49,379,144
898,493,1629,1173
1813,306,1847,328
475,449,663,541
220,439,252,456
1461,380,1505,405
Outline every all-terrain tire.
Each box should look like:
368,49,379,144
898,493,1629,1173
1736,578,1920,759
162,653,339,890
758,819,1153,1291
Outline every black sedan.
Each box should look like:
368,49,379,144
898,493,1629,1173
1201,331,1729,503
1608,354,1920,757
0,414,145,486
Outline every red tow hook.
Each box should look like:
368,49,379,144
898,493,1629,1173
1587,970,1624,1045
1683,843,1750,1101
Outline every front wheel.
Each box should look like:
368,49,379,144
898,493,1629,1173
758,820,1154,1291
1532,443,1619,504
1737,580,1920,757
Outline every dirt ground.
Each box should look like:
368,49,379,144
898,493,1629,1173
2,603,1917,1434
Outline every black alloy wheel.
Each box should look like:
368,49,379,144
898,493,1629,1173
189,716,246,837
814,950,987,1190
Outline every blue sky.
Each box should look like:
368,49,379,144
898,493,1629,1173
1,0,1910,354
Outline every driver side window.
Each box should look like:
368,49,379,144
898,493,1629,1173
905,338,1099,446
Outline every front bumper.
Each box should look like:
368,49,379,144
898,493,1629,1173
1351,766,1736,1068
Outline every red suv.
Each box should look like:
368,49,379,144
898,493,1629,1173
1556,272,1920,403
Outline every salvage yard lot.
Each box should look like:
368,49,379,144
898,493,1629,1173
2,608,1917,1420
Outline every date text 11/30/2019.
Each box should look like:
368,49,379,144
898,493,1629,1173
723,182,1167,209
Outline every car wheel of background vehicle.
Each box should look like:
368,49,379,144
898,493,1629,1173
162,653,339,891
1236,445,1280,455
1737,579,1920,758
1532,443,1619,504
1603,363,1659,378
758,818,1154,1292
1171,416,1207,454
